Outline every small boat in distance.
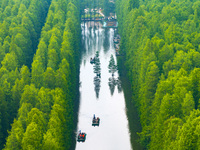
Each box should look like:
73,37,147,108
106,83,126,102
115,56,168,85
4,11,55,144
77,130,86,142
92,114,100,126
90,57,95,64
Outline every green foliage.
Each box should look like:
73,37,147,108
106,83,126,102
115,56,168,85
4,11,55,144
20,65,30,85
190,68,200,108
182,92,194,117
0,0,80,149
116,0,200,148
1,52,18,71
20,84,38,107
175,110,200,150
0,87,8,149
22,122,43,150
140,61,159,127
3,119,24,150
42,88,73,150
128,0,139,11
36,87,53,120
26,108,46,131
3,0,80,149
31,60,44,88
17,103,33,130
47,49,59,70
43,67,56,89
163,117,183,150
42,104,65,150
0,0,51,148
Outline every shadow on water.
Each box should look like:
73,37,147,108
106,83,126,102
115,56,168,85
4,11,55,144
118,57,145,150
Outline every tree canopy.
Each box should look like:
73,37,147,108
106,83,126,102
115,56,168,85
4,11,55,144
1,0,81,149
116,0,200,148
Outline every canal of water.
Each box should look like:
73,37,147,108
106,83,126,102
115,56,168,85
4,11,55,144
75,22,139,150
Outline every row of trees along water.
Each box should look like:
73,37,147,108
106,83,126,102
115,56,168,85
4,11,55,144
0,0,51,148
116,0,200,149
0,0,81,149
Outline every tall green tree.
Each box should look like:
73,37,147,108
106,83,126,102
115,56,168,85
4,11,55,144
3,119,24,150
31,60,44,88
20,84,38,107
22,122,42,150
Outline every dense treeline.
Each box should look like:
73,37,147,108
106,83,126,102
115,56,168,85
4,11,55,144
0,0,80,149
0,0,51,148
116,0,200,149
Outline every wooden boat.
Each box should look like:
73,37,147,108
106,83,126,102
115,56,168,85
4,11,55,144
77,132,87,142
90,57,95,64
92,117,100,126
113,38,119,44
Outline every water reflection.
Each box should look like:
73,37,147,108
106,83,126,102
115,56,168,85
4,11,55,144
108,77,122,96
108,77,115,95
93,51,101,98
94,76,101,98
108,54,121,95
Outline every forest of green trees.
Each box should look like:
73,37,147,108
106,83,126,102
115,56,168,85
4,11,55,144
116,0,200,149
1,0,200,149
0,0,80,149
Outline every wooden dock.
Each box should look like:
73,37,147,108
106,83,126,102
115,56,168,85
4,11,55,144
103,20,118,28
81,18,104,21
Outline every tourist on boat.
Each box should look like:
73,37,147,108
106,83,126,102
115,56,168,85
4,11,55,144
78,130,82,137
93,114,95,120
